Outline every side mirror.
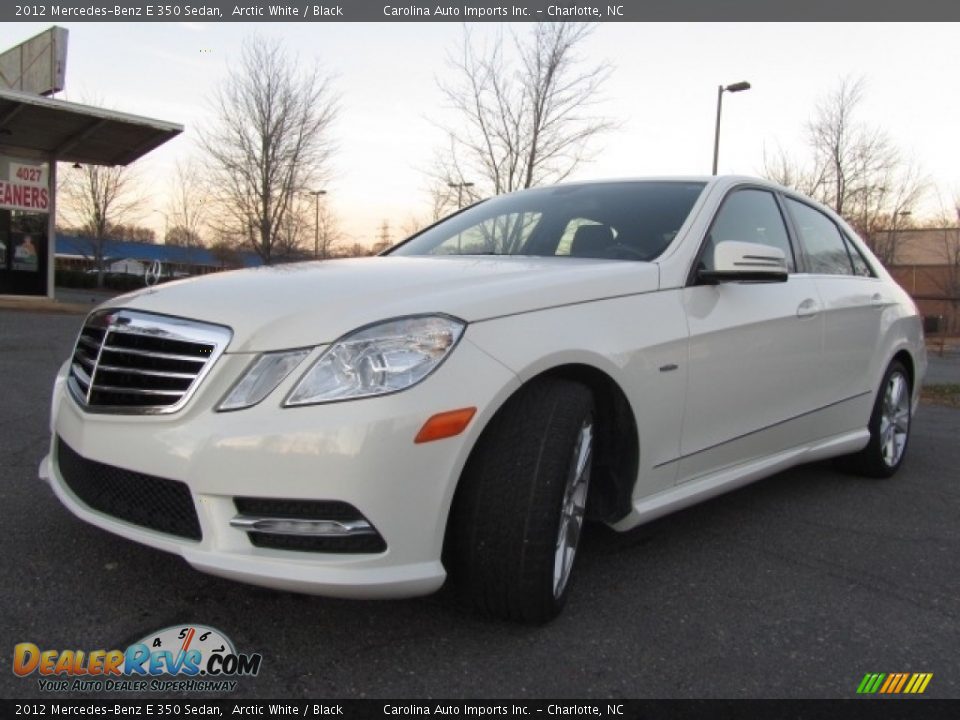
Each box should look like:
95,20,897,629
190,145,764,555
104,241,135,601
699,241,788,284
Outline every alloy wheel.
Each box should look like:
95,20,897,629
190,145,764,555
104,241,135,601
880,371,910,468
553,419,593,598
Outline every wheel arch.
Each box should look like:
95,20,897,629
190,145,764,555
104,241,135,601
891,348,915,391
442,362,640,564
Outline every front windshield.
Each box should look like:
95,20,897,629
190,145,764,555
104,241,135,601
389,181,706,261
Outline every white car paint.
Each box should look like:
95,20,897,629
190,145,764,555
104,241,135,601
41,175,927,600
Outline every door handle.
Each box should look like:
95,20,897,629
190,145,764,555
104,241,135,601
796,298,820,318
871,293,885,307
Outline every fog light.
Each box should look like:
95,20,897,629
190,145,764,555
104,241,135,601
230,516,375,536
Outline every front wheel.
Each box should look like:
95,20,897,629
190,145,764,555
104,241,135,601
447,377,595,623
837,360,912,478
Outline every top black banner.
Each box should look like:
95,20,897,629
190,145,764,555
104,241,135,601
6,0,960,22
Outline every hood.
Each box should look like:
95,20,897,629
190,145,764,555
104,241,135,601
105,256,660,352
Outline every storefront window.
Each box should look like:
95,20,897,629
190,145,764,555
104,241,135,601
0,156,50,296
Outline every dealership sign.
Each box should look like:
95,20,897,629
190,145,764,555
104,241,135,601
0,157,50,213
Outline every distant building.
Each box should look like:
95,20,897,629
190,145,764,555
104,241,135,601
55,235,263,277
878,227,960,335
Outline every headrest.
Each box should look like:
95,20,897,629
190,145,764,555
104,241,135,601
570,224,614,259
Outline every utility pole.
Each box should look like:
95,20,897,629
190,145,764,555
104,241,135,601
303,189,327,258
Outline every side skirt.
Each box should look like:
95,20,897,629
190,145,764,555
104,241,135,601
610,428,869,532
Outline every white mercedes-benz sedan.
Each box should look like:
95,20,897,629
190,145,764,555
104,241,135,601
41,176,926,622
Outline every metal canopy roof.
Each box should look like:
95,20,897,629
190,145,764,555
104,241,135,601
0,88,182,166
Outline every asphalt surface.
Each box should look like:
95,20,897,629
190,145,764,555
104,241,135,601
926,350,960,385
1,308,958,700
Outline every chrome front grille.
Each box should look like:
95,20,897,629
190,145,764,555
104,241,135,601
67,309,232,414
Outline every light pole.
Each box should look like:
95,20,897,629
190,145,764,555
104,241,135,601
152,209,169,243
448,181,475,209
712,81,751,175
303,189,327,258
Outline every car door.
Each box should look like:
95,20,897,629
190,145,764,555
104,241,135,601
678,187,825,482
783,197,887,406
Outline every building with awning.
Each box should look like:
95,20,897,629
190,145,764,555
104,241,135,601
0,26,183,298
56,235,263,276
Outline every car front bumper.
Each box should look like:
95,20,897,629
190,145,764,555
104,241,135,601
40,337,520,598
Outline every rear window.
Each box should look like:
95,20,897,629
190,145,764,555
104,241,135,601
389,181,706,262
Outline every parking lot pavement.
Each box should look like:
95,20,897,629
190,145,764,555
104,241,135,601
925,350,960,385
54,286,119,308
1,308,958,699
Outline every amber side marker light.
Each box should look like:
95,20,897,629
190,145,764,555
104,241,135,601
415,407,477,444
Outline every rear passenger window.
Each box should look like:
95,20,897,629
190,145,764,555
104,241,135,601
786,199,854,275
701,189,795,272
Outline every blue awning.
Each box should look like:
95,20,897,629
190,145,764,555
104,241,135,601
56,234,263,269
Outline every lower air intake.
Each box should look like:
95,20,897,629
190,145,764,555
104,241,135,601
56,437,202,541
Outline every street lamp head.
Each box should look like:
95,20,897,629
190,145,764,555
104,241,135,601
725,81,751,93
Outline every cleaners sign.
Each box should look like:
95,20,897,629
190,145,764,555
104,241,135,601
0,157,50,213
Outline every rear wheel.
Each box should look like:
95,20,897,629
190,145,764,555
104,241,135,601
837,360,912,478
447,377,594,623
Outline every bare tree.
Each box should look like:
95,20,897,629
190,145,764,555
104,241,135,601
273,198,311,259
763,76,927,264
339,241,375,258
926,200,960,344
102,223,155,243
854,161,926,265
58,162,145,287
200,36,338,265
164,226,203,247
761,144,824,197
165,158,209,248
943,203,960,336
436,23,614,198
209,232,245,270
401,215,429,238
314,203,343,259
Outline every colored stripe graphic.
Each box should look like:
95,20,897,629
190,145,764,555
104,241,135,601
857,673,932,694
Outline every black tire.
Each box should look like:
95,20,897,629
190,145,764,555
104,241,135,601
447,377,595,623
836,360,912,478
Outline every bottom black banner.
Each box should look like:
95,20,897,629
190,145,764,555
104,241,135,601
2,699,959,720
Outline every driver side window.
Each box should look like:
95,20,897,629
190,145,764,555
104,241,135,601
700,189,796,272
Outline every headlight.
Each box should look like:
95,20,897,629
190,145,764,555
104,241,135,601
218,349,310,411
285,315,465,406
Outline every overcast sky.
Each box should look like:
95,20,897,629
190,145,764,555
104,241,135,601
3,21,958,245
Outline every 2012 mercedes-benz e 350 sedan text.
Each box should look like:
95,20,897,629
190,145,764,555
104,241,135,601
41,176,926,622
